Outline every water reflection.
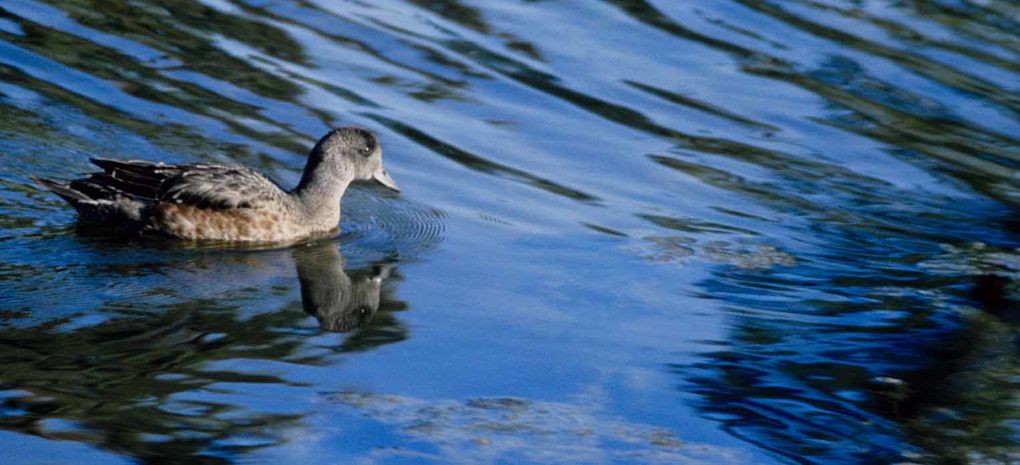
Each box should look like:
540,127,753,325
294,240,396,333
679,221,1020,465
0,294,306,464
2,0,1020,463
0,239,409,463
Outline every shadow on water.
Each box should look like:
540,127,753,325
0,238,409,464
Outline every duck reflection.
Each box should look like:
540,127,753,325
0,239,411,465
292,241,394,332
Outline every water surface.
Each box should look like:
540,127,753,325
1,1,1018,464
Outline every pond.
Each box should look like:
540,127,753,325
1,1,1018,464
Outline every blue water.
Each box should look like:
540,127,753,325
1,1,1018,464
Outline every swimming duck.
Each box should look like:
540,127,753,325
34,126,399,243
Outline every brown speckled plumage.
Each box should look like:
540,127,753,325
34,126,400,243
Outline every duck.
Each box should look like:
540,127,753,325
33,126,400,243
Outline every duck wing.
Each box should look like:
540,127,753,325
86,158,288,210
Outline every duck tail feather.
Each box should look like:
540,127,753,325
32,177,90,204
89,157,161,172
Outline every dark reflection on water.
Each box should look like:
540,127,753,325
1,0,1020,464
294,240,407,345
0,297,308,465
0,238,408,463
683,236,1020,464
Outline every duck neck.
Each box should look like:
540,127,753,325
293,169,352,231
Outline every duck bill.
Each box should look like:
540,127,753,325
372,167,400,192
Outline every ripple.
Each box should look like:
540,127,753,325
2,0,1020,464
340,187,447,263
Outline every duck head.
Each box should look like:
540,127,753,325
303,126,400,192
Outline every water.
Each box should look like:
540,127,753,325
0,1,1018,464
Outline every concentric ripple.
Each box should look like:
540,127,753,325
339,187,447,264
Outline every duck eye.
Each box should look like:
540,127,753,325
359,139,376,157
